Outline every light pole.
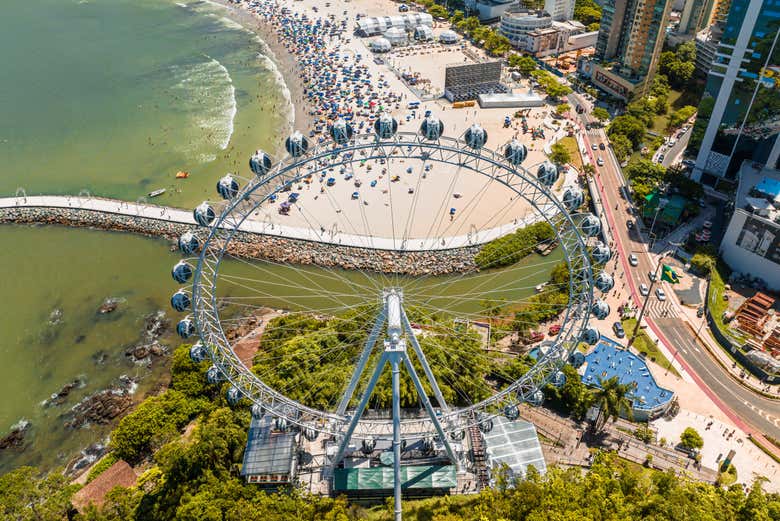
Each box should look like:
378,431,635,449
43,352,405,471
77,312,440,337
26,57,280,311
647,197,668,252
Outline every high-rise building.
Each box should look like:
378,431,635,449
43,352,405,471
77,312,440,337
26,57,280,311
544,0,575,21
687,0,780,187
678,0,709,35
589,0,674,100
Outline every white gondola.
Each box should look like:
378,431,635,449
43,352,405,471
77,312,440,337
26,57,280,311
226,386,242,406
590,241,612,264
464,124,488,149
193,202,215,227
216,174,239,200
562,187,584,211
178,231,199,255
170,289,191,312
285,131,309,157
189,343,207,363
361,437,376,454
171,260,193,283
503,404,520,420
478,417,494,433
581,214,601,237
591,299,610,320
177,318,195,339
569,350,587,367
249,150,272,177
504,140,528,166
374,113,398,138
537,161,559,187
420,115,444,140
330,119,354,145
527,390,544,406
580,327,600,345
206,365,222,384
251,403,265,419
594,272,615,293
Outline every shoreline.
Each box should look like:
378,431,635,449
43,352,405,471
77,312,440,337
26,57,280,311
208,0,311,134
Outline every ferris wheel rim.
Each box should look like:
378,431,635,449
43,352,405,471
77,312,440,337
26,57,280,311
189,130,595,439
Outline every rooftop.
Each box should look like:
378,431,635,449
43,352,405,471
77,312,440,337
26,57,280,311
241,415,296,478
735,161,780,225
482,416,546,479
582,337,674,412
333,465,457,491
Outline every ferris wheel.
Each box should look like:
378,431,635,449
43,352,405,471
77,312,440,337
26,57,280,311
168,113,612,479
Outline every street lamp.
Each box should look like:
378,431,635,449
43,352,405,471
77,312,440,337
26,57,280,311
647,197,668,252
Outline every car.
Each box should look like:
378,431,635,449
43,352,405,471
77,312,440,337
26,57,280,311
629,254,639,266
612,322,625,338
597,157,604,166
599,142,606,150
648,271,657,282
656,288,666,301
658,154,665,162
592,143,598,150
626,219,634,230
703,220,713,229
639,283,649,296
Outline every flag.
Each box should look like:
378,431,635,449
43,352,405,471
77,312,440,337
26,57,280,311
661,264,680,284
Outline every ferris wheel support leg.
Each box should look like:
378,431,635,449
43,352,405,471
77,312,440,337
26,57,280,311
390,351,403,521
336,309,386,416
401,310,450,412
401,354,460,469
331,353,389,468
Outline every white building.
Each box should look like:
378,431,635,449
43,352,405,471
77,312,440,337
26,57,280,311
720,161,780,291
544,0,575,21
499,8,553,49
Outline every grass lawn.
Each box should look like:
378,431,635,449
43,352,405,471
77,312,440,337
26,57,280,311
707,263,748,344
622,318,681,378
557,136,583,171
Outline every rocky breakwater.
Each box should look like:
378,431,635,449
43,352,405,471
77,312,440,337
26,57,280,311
0,206,480,275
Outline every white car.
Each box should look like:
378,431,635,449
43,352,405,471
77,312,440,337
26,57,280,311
656,288,666,301
639,283,649,296
629,254,638,266
591,143,598,150
597,157,604,166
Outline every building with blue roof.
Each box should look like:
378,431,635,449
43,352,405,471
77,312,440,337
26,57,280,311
581,336,675,421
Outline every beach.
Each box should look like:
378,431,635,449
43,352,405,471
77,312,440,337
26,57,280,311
208,0,572,242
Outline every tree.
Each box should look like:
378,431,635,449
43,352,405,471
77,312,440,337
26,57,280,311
427,4,448,19
449,9,464,25
609,114,647,149
574,0,602,25
509,54,537,76
609,133,633,162
549,142,571,165
680,427,704,450
667,105,697,131
555,103,571,117
590,376,633,432
591,107,610,123
545,81,572,100
0,467,79,521
587,22,600,32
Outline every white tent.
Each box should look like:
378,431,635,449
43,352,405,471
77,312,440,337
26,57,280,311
370,37,392,53
356,13,433,36
414,25,434,41
439,30,459,44
384,27,408,45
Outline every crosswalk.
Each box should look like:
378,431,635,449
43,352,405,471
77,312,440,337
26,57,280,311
644,297,676,319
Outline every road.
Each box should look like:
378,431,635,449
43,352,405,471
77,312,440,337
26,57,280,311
659,319,780,433
574,121,780,442
660,130,692,168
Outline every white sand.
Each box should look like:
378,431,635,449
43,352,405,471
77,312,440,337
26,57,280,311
234,0,565,242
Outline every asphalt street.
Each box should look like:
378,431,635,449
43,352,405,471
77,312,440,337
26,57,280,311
572,115,780,441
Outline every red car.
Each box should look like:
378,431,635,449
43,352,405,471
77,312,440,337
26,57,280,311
548,324,561,335
528,331,545,343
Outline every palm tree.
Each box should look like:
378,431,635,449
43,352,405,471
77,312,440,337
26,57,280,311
590,376,634,433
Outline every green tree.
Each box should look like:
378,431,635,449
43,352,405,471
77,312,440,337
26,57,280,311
590,376,633,432
609,133,633,162
449,9,464,25
591,107,610,123
555,103,571,117
509,54,537,76
667,105,697,131
587,22,600,31
427,4,448,19
680,427,704,450
546,81,572,100
0,467,79,521
608,114,646,149
574,0,602,25
549,142,572,165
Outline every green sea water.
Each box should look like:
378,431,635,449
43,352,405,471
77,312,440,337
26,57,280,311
0,0,289,208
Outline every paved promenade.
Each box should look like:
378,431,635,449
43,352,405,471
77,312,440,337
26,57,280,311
0,195,554,252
